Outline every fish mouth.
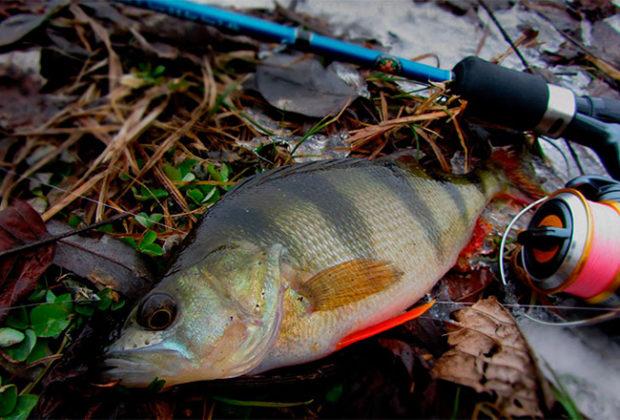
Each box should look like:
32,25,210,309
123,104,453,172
103,348,184,387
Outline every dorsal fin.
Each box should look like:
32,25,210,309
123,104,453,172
228,159,390,197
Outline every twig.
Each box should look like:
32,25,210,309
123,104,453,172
0,213,130,259
478,0,533,73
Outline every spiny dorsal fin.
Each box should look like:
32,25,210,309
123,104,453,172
228,159,388,197
300,259,402,312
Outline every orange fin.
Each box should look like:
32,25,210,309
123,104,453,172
456,217,493,271
336,300,435,350
301,259,402,312
490,148,547,199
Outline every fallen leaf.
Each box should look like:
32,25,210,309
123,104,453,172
46,221,154,298
432,297,543,417
0,201,55,321
255,54,358,118
0,0,69,48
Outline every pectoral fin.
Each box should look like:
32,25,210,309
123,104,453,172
301,259,402,312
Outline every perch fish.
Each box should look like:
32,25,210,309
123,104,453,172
105,157,504,387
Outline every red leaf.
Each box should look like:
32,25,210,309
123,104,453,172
0,200,55,321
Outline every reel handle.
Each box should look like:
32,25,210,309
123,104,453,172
562,114,620,180
576,96,620,124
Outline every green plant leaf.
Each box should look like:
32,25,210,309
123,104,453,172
5,308,29,330
132,186,169,201
45,290,56,303
149,213,163,226
0,384,17,416
27,288,46,302
67,214,81,228
96,288,114,311
54,293,73,313
111,299,126,311
207,164,221,182
2,330,36,362
325,384,343,403
136,213,164,229
97,223,114,233
0,328,25,347
181,172,195,182
75,304,95,316
140,230,157,246
138,243,164,257
178,159,197,178
6,394,38,420
163,164,181,181
30,304,71,338
120,237,138,249
26,339,51,365
219,163,230,182
135,212,150,228
186,188,204,205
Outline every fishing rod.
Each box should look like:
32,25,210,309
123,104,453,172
118,0,620,179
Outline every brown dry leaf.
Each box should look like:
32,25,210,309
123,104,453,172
46,221,154,298
0,200,55,321
432,296,543,417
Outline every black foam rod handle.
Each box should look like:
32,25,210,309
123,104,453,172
451,56,549,130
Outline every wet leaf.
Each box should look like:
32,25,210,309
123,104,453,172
0,201,55,322
6,394,38,420
433,297,543,417
2,329,36,362
255,54,358,118
0,384,17,416
30,303,71,338
0,328,25,347
46,221,154,299
0,0,68,48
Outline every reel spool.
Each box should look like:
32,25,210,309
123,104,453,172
517,176,620,305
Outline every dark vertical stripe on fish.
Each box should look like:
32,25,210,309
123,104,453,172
440,181,470,225
374,164,444,259
279,172,376,258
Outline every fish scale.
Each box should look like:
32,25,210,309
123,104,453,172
106,158,503,387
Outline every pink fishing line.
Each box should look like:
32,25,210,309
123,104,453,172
565,201,620,299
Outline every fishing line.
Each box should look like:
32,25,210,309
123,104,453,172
428,301,620,327
498,196,548,286
432,300,620,312
0,166,185,234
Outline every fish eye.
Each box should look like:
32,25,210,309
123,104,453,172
137,293,177,331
